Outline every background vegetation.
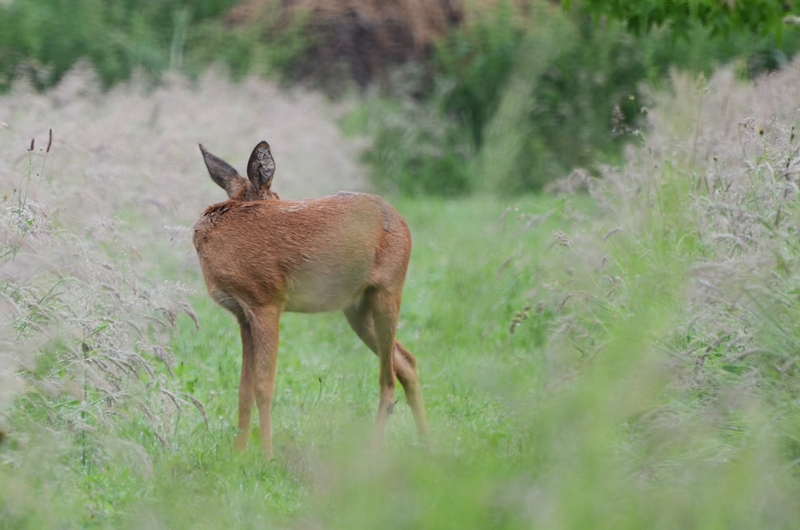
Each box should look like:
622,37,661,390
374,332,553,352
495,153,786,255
2,0,800,528
2,0,799,195
0,0,310,88
361,1,800,195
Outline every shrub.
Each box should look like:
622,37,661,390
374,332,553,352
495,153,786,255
358,98,474,196
0,0,312,90
433,1,523,149
361,1,800,196
363,4,648,195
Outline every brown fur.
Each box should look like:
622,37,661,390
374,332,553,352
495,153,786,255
193,141,429,457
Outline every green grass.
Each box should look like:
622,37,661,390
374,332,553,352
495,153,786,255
1,195,564,528
161,195,564,525
4,190,800,528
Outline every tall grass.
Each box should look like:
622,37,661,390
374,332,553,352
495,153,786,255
512,62,800,525
0,66,370,527
329,58,800,528
3,55,800,528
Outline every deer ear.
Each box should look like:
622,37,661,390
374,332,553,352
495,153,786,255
199,144,244,196
247,141,275,190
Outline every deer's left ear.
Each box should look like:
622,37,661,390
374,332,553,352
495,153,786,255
247,141,275,191
199,143,247,197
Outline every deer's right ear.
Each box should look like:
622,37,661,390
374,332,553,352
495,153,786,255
199,144,245,196
246,141,276,191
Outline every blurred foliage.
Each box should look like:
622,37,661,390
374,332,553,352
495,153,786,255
186,6,312,80
360,1,800,196
360,5,645,195
2,0,800,196
434,1,523,149
565,0,799,41
0,0,310,89
351,98,474,196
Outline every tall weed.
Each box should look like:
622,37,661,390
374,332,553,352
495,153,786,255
0,148,195,528
507,58,800,524
0,65,367,526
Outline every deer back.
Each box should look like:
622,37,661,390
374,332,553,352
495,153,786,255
193,191,411,315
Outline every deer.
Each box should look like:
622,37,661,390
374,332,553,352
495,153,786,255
193,141,429,458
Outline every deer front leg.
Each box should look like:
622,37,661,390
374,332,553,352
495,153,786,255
249,305,282,459
236,319,255,451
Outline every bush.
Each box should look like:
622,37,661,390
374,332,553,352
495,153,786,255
360,1,800,196
433,1,523,149
357,98,474,196
0,0,312,90
362,4,647,195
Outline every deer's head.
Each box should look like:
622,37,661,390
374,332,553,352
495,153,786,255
199,141,279,201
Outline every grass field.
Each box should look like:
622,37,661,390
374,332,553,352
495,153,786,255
5,62,800,528
153,196,565,527
2,194,569,528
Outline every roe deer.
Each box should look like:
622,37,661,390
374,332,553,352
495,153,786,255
193,141,429,458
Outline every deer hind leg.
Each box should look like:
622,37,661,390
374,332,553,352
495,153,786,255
344,303,429,444
247,305,282,459
393,341,429,442
370,289,398,449
236,318,256,451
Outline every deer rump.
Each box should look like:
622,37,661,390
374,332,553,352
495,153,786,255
193,192,411,316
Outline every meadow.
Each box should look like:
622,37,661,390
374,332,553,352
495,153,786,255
3,58,800,528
